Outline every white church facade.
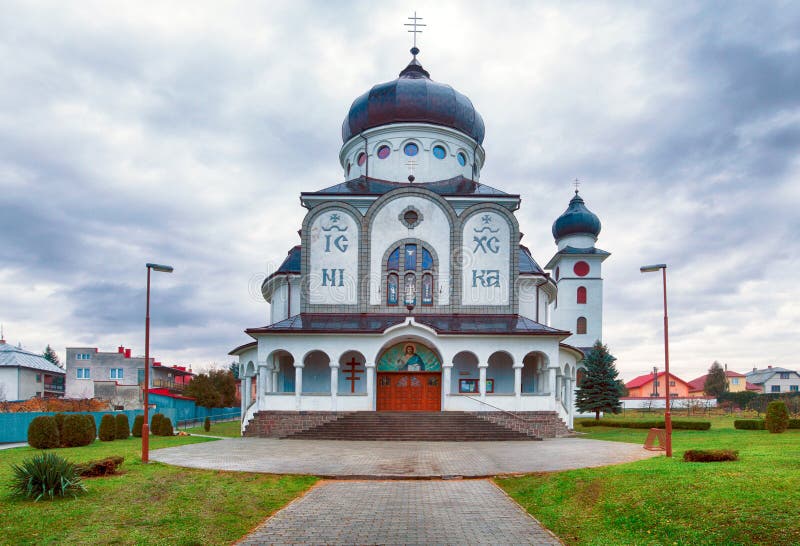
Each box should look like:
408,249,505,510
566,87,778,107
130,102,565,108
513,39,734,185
231,46,609,437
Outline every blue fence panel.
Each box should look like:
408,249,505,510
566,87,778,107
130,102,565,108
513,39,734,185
0,410,144,443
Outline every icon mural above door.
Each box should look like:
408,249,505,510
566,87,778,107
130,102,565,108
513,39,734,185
377,342,442,372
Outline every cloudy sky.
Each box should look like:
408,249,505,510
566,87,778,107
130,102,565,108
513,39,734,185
1,1,798,380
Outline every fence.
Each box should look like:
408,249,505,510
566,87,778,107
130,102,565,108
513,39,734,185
175,410,241,430
0,410,143,443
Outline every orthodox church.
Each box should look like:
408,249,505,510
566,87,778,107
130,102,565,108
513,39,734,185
231,44,609,436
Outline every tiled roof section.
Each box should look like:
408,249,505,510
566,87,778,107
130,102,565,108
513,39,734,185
625,371,689,389
246,314,569,336
553,246,611,257
229,341,257,356
746,367,800,385
0,343,66,374
276,246,301,274
519,246,545,275
687,370,747,392
303,175,511,197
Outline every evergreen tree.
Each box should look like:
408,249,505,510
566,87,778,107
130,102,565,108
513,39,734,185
575,340,624,420
228,362,240,380
43,345,61,367
703,361,728,397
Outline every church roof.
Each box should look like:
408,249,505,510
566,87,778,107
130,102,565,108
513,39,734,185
342,53,485,145
0,342,65,375
518,245,545,275
246,313,569,337
303,175,512,197
552,191,602,241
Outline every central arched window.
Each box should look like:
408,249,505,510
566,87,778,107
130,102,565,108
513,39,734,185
385,241,436,306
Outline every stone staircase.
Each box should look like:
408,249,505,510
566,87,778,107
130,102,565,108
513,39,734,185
281,411,540,441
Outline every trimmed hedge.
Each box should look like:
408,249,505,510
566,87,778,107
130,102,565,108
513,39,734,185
766,401,790,433
54,413,66,439
734,419,765,430
61,414,94,447
132,415,144,437
150,413,164,435
578,419,711,430
204,416,211,432
157,416,174,437
98,414,116,441
27,416,60,449
84,415,97,441
114,414,130,440
684,449,739,462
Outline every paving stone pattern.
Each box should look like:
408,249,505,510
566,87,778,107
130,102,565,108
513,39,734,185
238,480,562,546
152,437,657,478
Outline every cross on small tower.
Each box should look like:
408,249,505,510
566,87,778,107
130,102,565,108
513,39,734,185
573,178,581,194
404,11,426,52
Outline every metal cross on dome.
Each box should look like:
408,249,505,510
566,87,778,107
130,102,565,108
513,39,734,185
405,11,426,51
573,178,581,194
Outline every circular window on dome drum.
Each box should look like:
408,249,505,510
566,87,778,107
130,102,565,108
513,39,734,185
432,145,446,159
573,261,590,277
457,152,467,166
404,143,419,156
357,152,366,166
377,145,391,159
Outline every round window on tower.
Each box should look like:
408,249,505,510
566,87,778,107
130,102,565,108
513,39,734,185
357,152,366,166
457,152,467,166
573,261,590,277
432,145,446,159
404,210,418,225
404,143,419,156
377,145,391,159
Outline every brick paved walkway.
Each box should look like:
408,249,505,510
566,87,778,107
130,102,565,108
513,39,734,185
152,437,657,478
237,480,562,545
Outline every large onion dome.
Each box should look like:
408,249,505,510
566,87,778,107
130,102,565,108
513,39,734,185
342,48,485,144
552,191,602,240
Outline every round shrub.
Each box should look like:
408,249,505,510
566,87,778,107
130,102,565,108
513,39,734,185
54,413,66,442
766,400,789,433
28,416,60,449
61,414,93,447
10,452,85,501
114,414,130,440
159,417,174,437
150,413,164,436
132,415,144,437
98,414,116,441
83,415,97,443
204,416,211,432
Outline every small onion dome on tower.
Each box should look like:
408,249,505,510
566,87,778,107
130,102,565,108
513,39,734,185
552,191,602,241
342,47,485,144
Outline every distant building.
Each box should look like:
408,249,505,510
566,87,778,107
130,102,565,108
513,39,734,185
0,338,65,401
65,345,194,408
746,366,800,394
624,371,692,399
687,369,760,397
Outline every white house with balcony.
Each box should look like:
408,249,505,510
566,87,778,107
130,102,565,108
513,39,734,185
231,46,610,438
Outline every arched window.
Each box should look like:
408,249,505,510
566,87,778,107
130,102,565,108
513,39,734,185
422,273,433,305
576,317,587,334
404,272,416,305
387,274,398,305
387,248,399,271
577,286,587,304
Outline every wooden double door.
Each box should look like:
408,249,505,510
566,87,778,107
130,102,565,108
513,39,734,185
376,372,442,411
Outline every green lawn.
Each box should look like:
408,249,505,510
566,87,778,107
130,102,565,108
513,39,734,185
182,419,241,437
0,436,316,545
496,414,800,545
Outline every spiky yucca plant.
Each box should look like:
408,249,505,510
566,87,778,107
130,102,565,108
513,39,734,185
9,452,86,501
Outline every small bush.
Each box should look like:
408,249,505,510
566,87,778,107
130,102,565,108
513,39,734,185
683,449,739,462
114,414,130,440
54,413,66,441
132,415,144,437
766,401,790,433
98,414,116,441
576,419,711,430
61,414,93,447
734,419,766,430
150,413,164,435
204,416,211,432
27,416,60,449
9,452,85,501
83,415,97,443
75,456,124,477
790,419,800,429
158,417,174,437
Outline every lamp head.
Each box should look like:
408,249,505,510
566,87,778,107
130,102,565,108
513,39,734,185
146,263,174,273
640,264,666,273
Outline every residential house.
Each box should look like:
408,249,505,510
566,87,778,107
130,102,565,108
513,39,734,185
687,369,760,397
625,371,692,399
0,338,65,401
746,366,800,394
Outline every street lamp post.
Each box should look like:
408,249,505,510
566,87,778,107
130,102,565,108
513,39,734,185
142,262,173,463
640,263,672,457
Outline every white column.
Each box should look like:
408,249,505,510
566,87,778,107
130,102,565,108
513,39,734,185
478,363,488,404
257,365,268,410
548,367,557,397
294,363,304,410
366,362,376,411
243,376,251,411
272,369,279,393
513,363,523,411
330,362,339,411
442,364,453,397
